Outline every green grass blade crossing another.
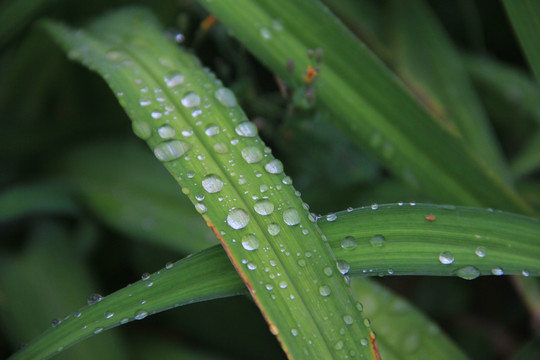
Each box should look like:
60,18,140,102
45,8,379,359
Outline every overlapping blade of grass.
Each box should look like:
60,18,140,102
9,246,241,360
503,0,540,84
388,0,511,185
61,139,217,254
45,8,378,359
12,243,467,360
197,0,531,214
2,223,129,360
321,204,540,277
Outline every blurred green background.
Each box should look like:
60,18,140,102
1,1,539,359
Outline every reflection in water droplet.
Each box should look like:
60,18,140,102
254,200,274,215
439,251,455,265
195,203,207,214
104,311,114,319
164,72,184,88
455,266,480,280
181,92,200,108
491,267,504,276
370,235,385,248
241,146,263,163
202,174,224,193
267,223,280,236
265,159,284,174
242,234,260,251
341,236,358,250
214,88,237,107
134,310,148,320
336,260,351,275
235,121,258,137
283,208,301,226
154,140,191,161
475,246,487,258
326,213,337,222
227,208,250,229
371,204,379,210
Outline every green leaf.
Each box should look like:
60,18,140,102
388,0,511,184
45,7,378,359
503,0,540,84
197,0,531,213
321,204,540,277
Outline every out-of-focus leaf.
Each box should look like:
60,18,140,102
0,0,54,46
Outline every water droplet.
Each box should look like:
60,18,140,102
202,174,224,193
371,204,379,210
254,199,274,215
141,273,150,281
319,285,331,297
475,246,487,258
491,267,504,276
132,120,152,140
205,124,220,136
213,142,229,154
439,251,455,265
346,207,354,212
164,72,184,88
87,294,103,305
242,234,259,251
291,328,298,337
323,267,333,276
260,27,271,40
360,338,368,346
181,92,200,108
279,281,288,289
104,311,114,319
343,315,354,325
369,234,385,248
165,262,174,270
455,266,480,280
268,223,280,236
154,140,191,161
181,128,193,137
214,88,237,107
336,260,350,275
51,318,61,327
157,124,176,139
282,176,293,185
522,270,530,277
93,327,104,334
227,208,250,229
334,341,344,350
341,236,358,250
235,121,258,137
264,159,284,174
195,203,207,214
326,213,337,222
283,208,301,226
134,310,148,320
151,111,163,119
241,146,263,163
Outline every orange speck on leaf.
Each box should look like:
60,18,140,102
201,15,217,31
425,214,436,222
304,65,317,84
370,332,382,360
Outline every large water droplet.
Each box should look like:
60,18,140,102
157,124,176,139
132,121,152,140
134,310,148,320
154,140,191,161
214,88,237,107
164,72,184,88
227,208,250,229
205,124,220,136
265,159,284,174
235,121,258,137
195,203,207,214
181,92,200,108
268,223,280,236
254,199,274,215
455,266,480,280
439,251,455,265
336,260,351,275
319,285,332,297
370,234,385,248
242,234,260,251
87,294,103,305
326,213,337,222
241,146,263,164
341,236,358,250
283,208,300,226
202,174,224,193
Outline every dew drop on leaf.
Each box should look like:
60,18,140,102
157,124,176,139
319,285,331,297
267,223,280,236
254,199,274,215
204,124,220,136
132,120,152,140
87,293,103,305
241,146,263,163
341,236,357,250
154,140,191,161
202,174,224,193
475,246,487,258
235,121,258,137
213,142,229,154
264,159,284,174
241,233,259,251
164,72,184,88
283,208,301,226
439,251,455,265
336,260,351,275
369,234,385,248
227,208,250,229
181,92,200,108
326,213,337,222
214,88,237,107
134,310,148,320
455,266,480,280
491,267,504,276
